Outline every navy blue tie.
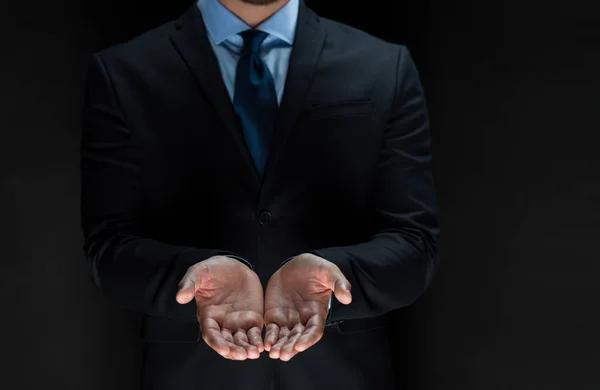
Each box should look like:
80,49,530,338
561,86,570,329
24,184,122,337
233,29,278,178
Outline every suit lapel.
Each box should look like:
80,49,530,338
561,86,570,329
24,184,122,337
169,3,326,196
170,5,262,191
260,3,326,201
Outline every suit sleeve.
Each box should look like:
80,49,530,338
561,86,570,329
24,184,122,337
80,53,251,319
311,46,440,323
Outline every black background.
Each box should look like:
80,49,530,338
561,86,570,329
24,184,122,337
1,0,599,388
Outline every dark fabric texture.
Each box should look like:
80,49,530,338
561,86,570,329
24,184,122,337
80,2,439,389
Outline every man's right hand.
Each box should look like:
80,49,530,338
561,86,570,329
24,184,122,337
176,256,264,360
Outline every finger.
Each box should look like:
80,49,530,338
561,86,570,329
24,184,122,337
294,326,324,352
221,329,247,360
222,328,234,343
175,278,196,304
269,326,290,360
201,318,245,360
201,318,230,355
232,329,249,344
332,278,352,305
264,323,279,352
320,263,352,305
223,341,248,360
283,346,300,361
202,327,231,357
294,315,325,352
233,329,260,359
279,323,304,361
247,326,265,353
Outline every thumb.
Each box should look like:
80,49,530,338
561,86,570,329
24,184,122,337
176,278,196,304
322,264,352,305
332,278,352,305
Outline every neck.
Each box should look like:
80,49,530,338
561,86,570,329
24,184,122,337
217,0,290,27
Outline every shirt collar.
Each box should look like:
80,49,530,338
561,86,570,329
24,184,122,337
197,0,298,46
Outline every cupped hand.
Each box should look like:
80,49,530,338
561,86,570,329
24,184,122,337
263,253,352,361
176,256,264,360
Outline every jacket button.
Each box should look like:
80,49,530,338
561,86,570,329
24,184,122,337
258,210,272,225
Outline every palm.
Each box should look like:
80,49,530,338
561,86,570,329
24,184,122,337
177,256,264,360
264,254,351,361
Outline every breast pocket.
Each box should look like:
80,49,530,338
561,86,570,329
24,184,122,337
291,99,379,197
300,100,376,143
305,99,374,121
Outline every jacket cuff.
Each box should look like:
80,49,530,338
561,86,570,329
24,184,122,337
221,255,254,270
280,256,295,267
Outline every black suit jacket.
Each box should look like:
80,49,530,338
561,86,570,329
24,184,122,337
81,2,439,389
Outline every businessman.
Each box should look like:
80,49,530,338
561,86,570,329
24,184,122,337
80,0,439,389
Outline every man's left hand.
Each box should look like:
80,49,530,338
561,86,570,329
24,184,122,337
263,253,352,361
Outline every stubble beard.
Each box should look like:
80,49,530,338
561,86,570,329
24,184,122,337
238,0,282,5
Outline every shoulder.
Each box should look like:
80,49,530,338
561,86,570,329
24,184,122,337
312,13,415,97
317,15,409,60
92,20,176,69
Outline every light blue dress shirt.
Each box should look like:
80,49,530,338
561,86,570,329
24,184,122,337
196,0,332,315
196,0,298,105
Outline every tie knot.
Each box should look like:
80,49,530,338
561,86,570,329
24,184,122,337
239,29,268,55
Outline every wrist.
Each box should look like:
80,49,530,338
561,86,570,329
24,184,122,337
219,255,254,271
